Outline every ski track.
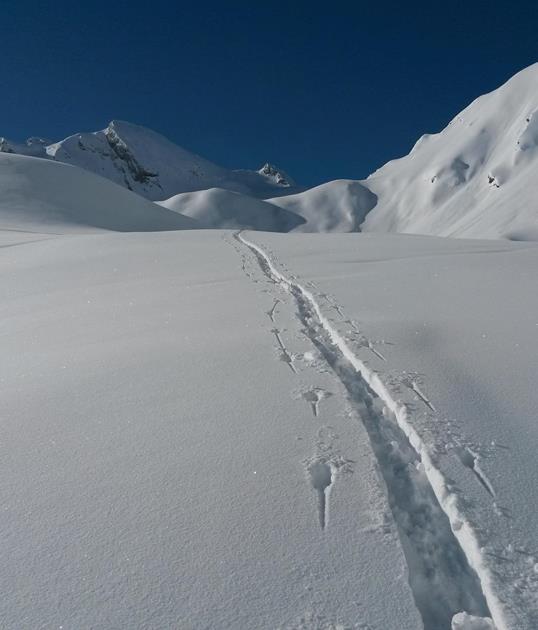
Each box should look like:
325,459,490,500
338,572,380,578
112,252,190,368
234,231,513,630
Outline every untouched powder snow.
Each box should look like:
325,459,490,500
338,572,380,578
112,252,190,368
0,152,197,233
361,63,538,240
267,180,377,233
158,187,305,231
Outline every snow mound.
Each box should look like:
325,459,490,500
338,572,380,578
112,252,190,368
1,120,299,201
159,187,305,231
267,179,377,232
361,63,538,240
0,152,197,233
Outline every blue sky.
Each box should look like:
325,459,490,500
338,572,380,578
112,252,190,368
2,1,538,186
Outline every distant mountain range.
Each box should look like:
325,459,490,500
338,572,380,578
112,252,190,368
0,120,300,201
2,63,538,239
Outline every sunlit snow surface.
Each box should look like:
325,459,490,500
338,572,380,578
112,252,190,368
362,63,538,240
4,63,538,238
2,225,537,629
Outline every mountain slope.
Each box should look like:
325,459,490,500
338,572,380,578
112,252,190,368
361,63,538,240
1,121,299,201
159,187,305,231
0,153,197,233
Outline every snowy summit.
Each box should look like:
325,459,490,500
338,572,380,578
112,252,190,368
1,120,300,202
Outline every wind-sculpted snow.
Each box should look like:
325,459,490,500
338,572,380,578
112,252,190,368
268,179,377,232
361,63,538,240
0,152,197,233
159,187,305,231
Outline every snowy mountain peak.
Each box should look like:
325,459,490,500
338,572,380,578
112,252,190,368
1,120,301,201
258,162,294,187
0,135,49,157
0,137,14,153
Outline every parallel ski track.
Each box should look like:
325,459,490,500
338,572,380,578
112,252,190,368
236,231,510,630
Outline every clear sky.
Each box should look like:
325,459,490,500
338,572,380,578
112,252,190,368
2,0,538,186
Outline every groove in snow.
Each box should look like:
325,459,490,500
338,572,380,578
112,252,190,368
236,231,508,630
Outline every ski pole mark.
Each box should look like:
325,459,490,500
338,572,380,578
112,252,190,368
356,336,386,361
454,446,496,498
333,304,345,319
301,387,333,417
344,318,361,333
308,460,333,530
272,328,297,374
410,380,436,412
345,321,388,361
367,342,386,361
401,374,436,412
268,299,280,323
319,293,345,319
304,428,353,531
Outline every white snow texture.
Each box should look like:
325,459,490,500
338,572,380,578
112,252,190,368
2,62,538,630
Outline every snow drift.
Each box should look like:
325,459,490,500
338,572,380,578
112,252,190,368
0,152,197,233
159,187,305,231
268,179,377,232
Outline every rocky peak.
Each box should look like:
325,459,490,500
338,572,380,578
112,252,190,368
104,121,159,185
258,162,293,187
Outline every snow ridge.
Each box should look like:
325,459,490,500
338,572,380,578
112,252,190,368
362,63,538,240
237,231,509,630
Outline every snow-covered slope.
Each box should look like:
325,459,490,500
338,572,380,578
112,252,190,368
0,152,197,233
0,230,423,630
267,179,377,232
3,225,538,628
362,63,538,240
0,120,299,201
245,231,538,629
159,187,305,231
4,63,538,239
